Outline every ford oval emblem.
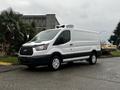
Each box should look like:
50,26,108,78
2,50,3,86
23,49,27,52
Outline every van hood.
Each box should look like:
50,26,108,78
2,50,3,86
23,41,51,47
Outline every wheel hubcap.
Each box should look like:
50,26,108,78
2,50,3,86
52,58,60,69
92,55,96,63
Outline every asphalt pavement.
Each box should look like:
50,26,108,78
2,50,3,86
0,65,22,73
0,57,120,90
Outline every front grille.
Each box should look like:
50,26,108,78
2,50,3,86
20,46,33,55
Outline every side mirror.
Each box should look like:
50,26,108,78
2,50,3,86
58,37,64,44
54,37,64,45
59,37,64,43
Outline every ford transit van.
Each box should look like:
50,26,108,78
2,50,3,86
18,25,101,70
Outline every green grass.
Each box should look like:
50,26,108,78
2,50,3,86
111,50,120,57
0,56,18,64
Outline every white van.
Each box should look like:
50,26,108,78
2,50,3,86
18,25,101,70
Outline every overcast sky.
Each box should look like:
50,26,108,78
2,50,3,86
0,0,120,40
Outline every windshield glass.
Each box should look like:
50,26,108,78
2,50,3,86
30,30,60,43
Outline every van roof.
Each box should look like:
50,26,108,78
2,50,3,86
61,28,99,34
46,28,99,34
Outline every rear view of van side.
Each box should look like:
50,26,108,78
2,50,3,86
18,25,101,70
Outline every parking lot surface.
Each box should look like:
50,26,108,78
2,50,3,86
0,57,120,90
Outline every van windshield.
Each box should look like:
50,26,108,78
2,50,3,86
30,30,60,43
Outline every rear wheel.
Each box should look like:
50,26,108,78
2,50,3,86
49,56,61,71
87,53,97,65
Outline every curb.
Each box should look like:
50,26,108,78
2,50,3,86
0,62,13,66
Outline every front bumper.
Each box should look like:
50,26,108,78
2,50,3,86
18,55,51,66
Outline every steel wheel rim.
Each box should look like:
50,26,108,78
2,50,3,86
92,55,96,63
52,58,60,69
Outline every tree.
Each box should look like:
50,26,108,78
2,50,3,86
12,21,35,52
109,22,120,46
0,8,36,55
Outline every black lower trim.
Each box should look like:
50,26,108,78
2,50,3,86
18,50,101,66
18,55,51,66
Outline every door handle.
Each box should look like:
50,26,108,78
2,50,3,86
70,43,73,46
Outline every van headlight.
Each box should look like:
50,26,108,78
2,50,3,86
34,44,49,51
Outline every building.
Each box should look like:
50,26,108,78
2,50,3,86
22,14,60,33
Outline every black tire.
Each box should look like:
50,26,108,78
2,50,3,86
87,53,97,65
49,56,61,71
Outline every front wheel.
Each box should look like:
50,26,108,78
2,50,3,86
49,56,61,71
87,53,97,65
